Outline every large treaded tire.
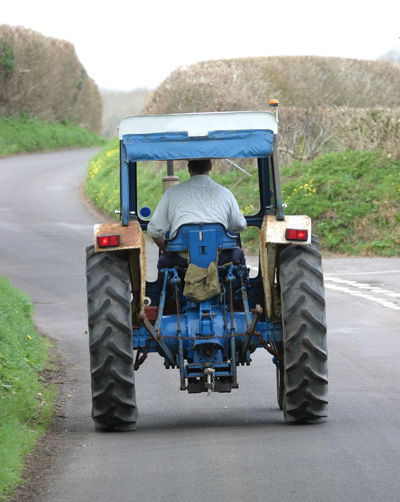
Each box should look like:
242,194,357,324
278,235,328,424
86,246,137,431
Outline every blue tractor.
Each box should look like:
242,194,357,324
86,103,328,430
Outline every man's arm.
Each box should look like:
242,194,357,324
152,236,166,253
147,190,171,252
228,196,247,233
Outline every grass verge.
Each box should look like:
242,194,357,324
0,277,56,500
0,115,106,157
281,150,400,255
85,142,400,256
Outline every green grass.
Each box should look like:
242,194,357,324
85,143,400,256
0,115,106,156
85,139,121,215
280,151,400,255
0,277,56,500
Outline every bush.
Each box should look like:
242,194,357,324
0,25,102,133
142,56,400,163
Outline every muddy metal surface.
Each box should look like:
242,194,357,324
1,150,400,502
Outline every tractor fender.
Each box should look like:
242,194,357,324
93,220,146,319
259,215,311,321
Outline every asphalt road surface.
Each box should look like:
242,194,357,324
1,150,399,502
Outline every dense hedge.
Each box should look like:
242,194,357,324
0,25,102,133
142,56,400,163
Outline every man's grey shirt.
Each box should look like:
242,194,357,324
147,175,247,239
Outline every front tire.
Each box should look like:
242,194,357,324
278,235,328,424
86,246,137,431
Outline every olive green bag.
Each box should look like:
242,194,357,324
183,262,221,302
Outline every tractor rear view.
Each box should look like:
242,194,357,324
86,102,328,431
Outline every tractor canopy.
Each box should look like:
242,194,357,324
119,111,277,162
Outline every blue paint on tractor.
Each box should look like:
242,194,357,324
133,223,282,393
123,129,274,162
117,111,285,394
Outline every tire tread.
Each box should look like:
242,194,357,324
278,235,328,424
86,246,137,431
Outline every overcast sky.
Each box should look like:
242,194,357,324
3,0,400,91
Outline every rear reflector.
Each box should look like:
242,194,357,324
97,234,120,248
285,229,308,241
144,306,158,321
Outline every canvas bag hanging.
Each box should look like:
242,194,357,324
183,262,221,302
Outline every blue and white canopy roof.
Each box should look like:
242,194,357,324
119,111,277,162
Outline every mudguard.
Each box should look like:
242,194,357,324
93,220,146,319
260,215,311,320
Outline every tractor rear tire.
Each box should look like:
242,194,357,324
86,246,137,431
278,235,328,424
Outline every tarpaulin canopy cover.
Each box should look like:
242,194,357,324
119,111,277,162
122,129,275,162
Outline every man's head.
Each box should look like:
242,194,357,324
188,159,212,176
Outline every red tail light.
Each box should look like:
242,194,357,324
97,234,120,248
285,229,308,241
144,306,158,321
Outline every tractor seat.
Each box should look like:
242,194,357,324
165,223,239,269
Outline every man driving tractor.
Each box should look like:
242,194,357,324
147,159,247,269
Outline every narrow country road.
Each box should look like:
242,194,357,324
1,149,399,502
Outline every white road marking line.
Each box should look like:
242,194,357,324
324,278,400,311
324,269,400,276
324,276,400,299
248,264,400,311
